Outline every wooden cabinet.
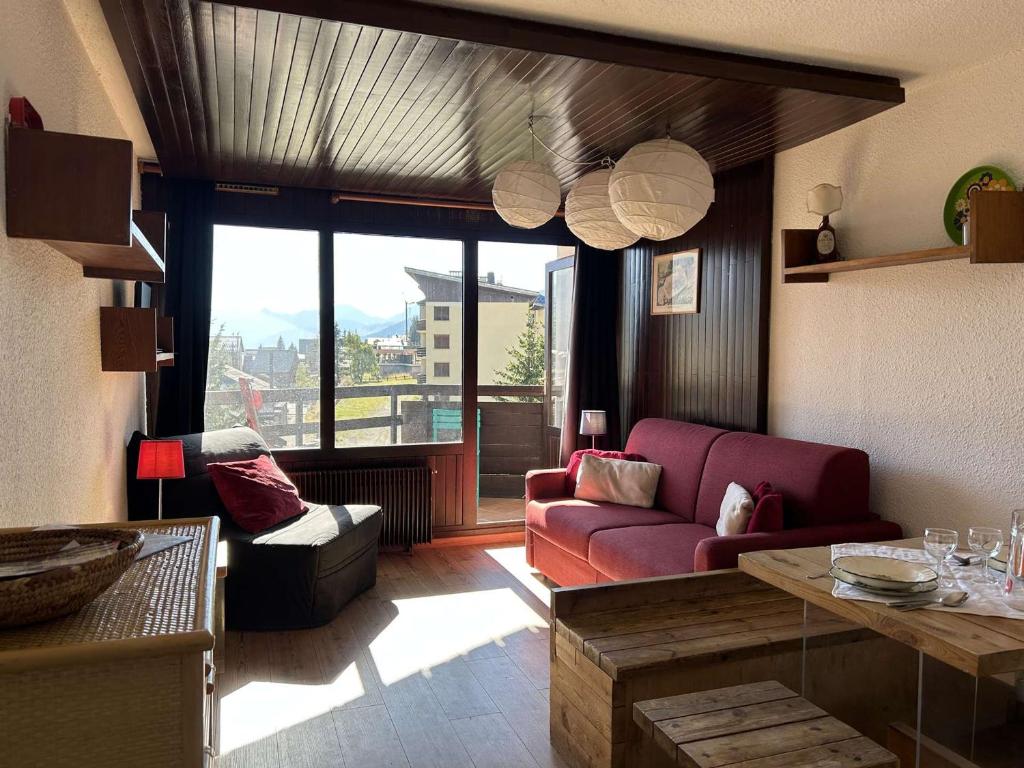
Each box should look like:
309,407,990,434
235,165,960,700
0,518,221,767
100,307,174,372
5,125,166,282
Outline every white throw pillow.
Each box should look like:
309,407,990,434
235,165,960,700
717,482,754,536
573,453,662,508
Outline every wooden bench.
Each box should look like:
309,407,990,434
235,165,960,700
550,570,918,768
633,681,899,768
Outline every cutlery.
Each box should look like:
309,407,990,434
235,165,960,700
888,591,969,611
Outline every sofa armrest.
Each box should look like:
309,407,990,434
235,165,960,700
694,518,904,572
525,468,569,502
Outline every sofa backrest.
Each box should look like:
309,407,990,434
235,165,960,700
126,427,271,522
693,431,870,529
624,419,727,520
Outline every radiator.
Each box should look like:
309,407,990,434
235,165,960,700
289,466,432,550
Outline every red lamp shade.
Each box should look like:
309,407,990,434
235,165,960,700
137,439,186,480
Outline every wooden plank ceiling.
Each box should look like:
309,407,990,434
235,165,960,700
100,0,904,203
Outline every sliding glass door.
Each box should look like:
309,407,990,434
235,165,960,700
204,222,574,531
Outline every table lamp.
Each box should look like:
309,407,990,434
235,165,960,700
579,410,607,449
137,439,185,520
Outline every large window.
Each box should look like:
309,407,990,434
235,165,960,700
205,225,320,448
333,233,463,448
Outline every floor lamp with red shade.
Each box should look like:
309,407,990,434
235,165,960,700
136,439,185,520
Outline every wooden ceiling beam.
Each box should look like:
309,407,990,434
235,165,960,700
226,0,904,103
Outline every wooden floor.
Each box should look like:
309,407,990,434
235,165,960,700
219,542,566,768
477,497,526,525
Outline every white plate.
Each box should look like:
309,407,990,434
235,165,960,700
830,566,938,596
832,555,937,589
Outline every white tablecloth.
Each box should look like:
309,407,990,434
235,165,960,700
830,542,1024,619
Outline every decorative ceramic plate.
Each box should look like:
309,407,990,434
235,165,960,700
943,165,1016,244
830,566,939,596
832,555,937,588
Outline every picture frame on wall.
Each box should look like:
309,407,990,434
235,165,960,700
651,248,701,315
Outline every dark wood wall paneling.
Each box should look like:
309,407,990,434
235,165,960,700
618,157,774,437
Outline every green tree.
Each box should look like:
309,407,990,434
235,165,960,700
334,323,379,384
206,323,234,391
294,360,318,390
495,309,544,401
206,323,246,428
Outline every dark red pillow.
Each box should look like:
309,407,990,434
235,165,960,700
565,449,645,491
747,483,784,534
208,455,305,534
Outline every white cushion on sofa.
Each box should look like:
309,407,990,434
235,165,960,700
716,482,754,536
573,453,662,508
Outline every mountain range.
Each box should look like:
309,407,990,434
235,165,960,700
210,305,409,347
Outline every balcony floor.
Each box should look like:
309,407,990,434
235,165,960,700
478,497,525,525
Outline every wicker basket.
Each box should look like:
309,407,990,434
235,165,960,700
0,528,144,628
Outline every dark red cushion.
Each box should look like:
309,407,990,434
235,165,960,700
693,432,870,529
526,498,679,558
624,419,728,521
746,491,784,533
565,450,643,481
208,455,305,533
588,523,716,579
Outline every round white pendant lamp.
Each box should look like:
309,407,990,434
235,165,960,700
491,160,561,229
608,138,715,241
564,169,640,250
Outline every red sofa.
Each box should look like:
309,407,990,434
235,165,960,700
525,418,902,586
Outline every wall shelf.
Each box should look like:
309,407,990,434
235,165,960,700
782,190,1024,283
100,307,174,372
5,125,165,282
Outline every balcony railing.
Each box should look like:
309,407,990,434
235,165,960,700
204,383,543,448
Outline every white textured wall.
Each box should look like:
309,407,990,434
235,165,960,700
770,49,1024,538
0,0,149,526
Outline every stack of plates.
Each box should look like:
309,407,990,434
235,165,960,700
830,556,938,596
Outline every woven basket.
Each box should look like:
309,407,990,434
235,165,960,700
0,528,144,628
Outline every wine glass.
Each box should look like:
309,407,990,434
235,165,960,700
968,526,1004,584
924,528,959,587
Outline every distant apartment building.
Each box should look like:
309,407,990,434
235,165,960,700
370,335,417,377
404,267,543,386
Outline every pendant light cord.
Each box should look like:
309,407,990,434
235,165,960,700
529,114,613,169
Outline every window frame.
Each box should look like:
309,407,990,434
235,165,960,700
433,361,451,378
433,333,451,350
433,305,450,321
199,208,571,467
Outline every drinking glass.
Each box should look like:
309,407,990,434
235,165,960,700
968,527,1004,584
923,528,959,587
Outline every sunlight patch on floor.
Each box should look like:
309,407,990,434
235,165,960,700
485,545,551,608
369,587,546,685
219,662,366,753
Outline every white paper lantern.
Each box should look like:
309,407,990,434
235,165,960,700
491,160,561,229
564,169,640,250
608,138,715,241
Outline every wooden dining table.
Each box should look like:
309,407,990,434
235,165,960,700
739,539,1024,767
738,538,1024,679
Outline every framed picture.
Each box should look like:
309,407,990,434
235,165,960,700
651,248,701,315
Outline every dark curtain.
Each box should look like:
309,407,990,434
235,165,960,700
154,179,216,437
559,243,622,464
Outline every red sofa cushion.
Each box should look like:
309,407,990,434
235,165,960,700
747,482,784,534
526,498,679,559
693,432,870,529
624,419,727,521
208,455,305,533
589,523,716,580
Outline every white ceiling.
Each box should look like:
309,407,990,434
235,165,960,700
420,0,1024,85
